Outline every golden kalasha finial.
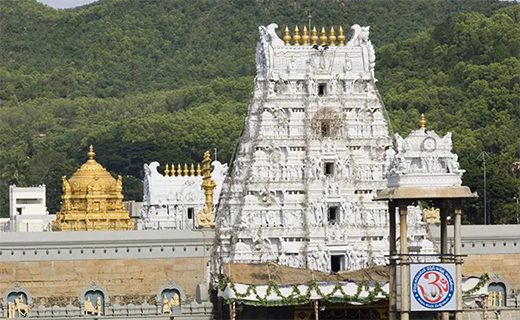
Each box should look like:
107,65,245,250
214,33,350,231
320,27,327,45
283,26,291,45
164,164,170,177
338,26,346,46
177,164,182,176
420,113,426,129
190,164,195,176
196,163,202,176
302,26,310,45
329,27,336,46
293,26,301,45
197,150,216,228
183,163,189,176
171,163,176,176
88,145,95,160
311,26,318,45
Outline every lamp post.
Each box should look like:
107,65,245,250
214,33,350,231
513,196,519,224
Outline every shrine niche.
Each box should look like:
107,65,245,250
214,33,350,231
156,280,185,315
488,274,510,307
52,145,134,231
3,283,32,318
80,282,107,317
312,107,342,138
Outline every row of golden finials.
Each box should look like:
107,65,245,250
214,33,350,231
164,163,201,177
282,26,348,46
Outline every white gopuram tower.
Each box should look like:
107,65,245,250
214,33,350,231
216,24,429,272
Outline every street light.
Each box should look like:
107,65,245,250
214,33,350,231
514,197,519,224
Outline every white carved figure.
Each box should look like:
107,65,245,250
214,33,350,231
329,76,338,95
307,77,317,96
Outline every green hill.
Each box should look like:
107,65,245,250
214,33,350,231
0,0,518,223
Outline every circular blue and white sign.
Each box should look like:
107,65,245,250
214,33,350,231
411,264,455,310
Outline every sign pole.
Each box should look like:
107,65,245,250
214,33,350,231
399,204,409,320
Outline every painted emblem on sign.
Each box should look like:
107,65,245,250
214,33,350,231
412,265,454,309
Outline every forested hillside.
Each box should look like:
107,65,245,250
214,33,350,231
0,0,518,223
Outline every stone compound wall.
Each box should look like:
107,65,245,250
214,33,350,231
430,225,520,290
0,230,214,318
0,257,206,300
463,254,520,289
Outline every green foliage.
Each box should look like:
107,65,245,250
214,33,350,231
379,5,520,224
0,0,518,223
0,77,249,214
218,275,388,306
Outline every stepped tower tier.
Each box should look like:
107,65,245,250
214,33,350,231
52,145,134,231
215,24,433,273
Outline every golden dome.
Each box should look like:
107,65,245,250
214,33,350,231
68,145,117,192
53,144,134,231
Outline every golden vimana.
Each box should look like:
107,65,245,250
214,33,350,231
283,25,347,46
52,145,134,231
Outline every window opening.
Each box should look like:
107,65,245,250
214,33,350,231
325,162,335,175
328,206,337,222
331,255,344,272
318,84,326,96
187,208,194,220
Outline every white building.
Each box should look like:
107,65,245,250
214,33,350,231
138,160,227,230
215,24,434,272
8,185,53,232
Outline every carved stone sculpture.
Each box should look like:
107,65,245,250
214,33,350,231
170,293,180,307
162,294,171,314
84,296,101,316
423,207,440,224
8,301,15,318
489,291,496,307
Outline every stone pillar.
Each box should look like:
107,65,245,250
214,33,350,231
389,201,397,320
454,200,463,320
440,202,449,320
399,204,409,320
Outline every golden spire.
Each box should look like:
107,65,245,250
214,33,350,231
171,163,176,176
190,164,195,176
320,27,327,45
177,164,182,176
329,27,336,46
293,26,301,45
197,150,216,228
283,26,291,45
338,26,345,46
183,163,189,176
88,145,95,160
302,25,310,45
420,113,426,129
196,163,202,176
164,164,170,177
311,26,318,45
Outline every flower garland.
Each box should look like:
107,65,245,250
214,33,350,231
218,275,389,306
462,273,489,297
220,272,489,306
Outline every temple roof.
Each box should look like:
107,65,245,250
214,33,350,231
223,263,390,285
68,145,116,192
